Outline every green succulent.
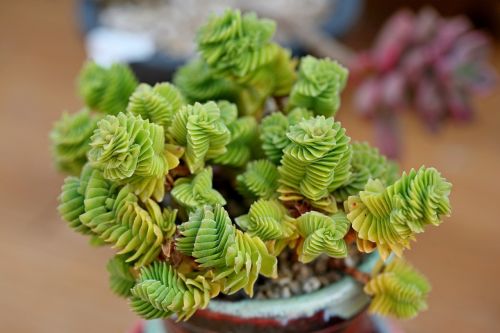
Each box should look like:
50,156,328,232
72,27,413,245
288,56,348,117
88,113,167,180
57,164,95,235
78,62,138,115
211,101,257,167
88,113,178,201
171,167,226,211
107,255,136,297
157,207,178,239
195,9,296,115
77,168,164,267
296,211,350,263
177,205,277,296
333,142,398,202
346,167,452,259
197,10,276,81
127,82,185,131
50,109,99,175
259,108,313,164
169,101,231,173
131,261,213,320
236,159,279,199
173,59,241,105
278,116,352,208
235,199,295,241
365,259,431,319
53,8,452,322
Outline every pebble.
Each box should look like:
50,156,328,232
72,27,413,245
219,247,364,301
281,287,292,298
303,277,321,293
298,265,313,280
289,281,301,294
344,256,355,267
314,258,328,274
255,293,265,300
326,271,342,281
318,276,330,286
291,262,302,273
277,277,291,286
281,266,292,277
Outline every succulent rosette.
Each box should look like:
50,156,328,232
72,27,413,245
52,9,452,322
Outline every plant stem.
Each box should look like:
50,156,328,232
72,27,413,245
170,164,190,178
329,258,371,285
273,95,286,111
161,235,198,272
344,228,357,246
342,266,371,285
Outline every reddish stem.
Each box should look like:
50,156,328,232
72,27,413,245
344,228,357,246
342,266,371,285
273,95,286,111
328,258,371,285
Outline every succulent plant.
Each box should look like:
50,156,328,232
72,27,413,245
176,10,296,117
52,9,452,322
353,7,496,158
288,56,348,117
79,62,138,115
364,258,431,319
50,109,100,175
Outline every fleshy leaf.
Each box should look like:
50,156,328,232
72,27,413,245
50,109,99,175
78,168,164,267
235,199,295,241
78,62,138,115
259,108,313,164
128,82,185,130
173,59,241,104
158,207,178,239
296,211,350,263
107,255,136,298
58,164,95,235
197,9,296,113
197,9,277,81
176,205,277,296
88,113,171,201
212,101,257,167
278,116,352,205
365,259,431,319
334,142,399,201
171,168,226,211
236,159,279,199
169,102,231,173
346,167,451,259
130,261,213,320
288,56,348,117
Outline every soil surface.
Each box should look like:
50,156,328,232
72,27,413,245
218,245,363,301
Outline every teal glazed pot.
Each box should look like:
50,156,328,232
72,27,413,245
142,253,384,333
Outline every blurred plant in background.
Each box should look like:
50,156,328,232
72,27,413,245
352,7,496,158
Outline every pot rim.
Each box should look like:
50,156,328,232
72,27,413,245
204,252,379,323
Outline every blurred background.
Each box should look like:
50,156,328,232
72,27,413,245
0,0,499,332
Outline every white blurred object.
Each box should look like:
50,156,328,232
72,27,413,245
86,27,156,66
99,0,334,58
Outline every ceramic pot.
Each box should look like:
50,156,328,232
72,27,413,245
144,253,383,333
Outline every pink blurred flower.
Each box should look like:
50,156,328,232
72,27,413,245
372,9,415,72
352,7,496,157
354,77,380,117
